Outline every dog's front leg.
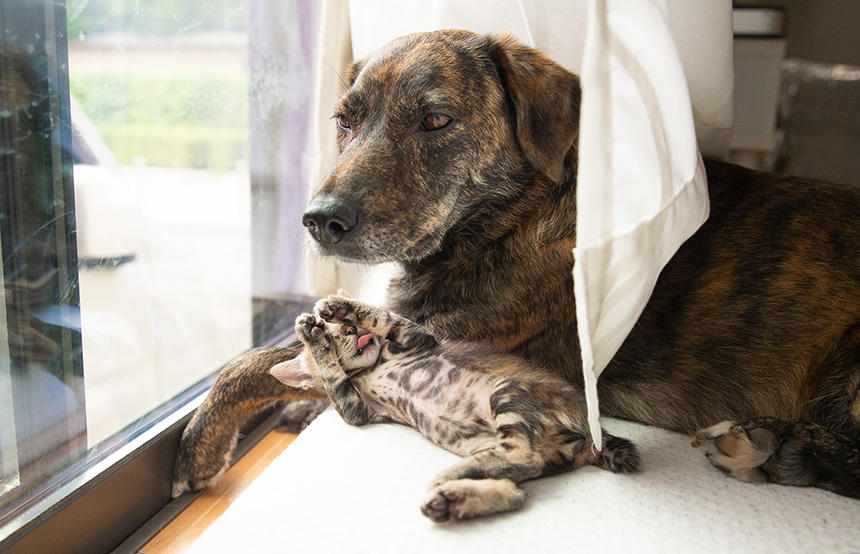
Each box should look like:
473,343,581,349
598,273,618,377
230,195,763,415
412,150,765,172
172,344,326,497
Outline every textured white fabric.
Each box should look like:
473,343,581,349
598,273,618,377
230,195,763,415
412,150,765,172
348,0,586,63
574,0,724,447
188,410,860,553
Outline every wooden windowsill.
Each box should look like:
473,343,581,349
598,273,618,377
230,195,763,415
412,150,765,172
140,429,298,553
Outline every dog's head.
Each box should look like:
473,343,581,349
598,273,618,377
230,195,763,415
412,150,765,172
303,30,580,263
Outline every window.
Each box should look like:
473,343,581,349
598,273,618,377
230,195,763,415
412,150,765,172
0,0,318,548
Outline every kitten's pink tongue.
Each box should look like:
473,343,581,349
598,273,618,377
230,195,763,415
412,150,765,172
356,332,374,350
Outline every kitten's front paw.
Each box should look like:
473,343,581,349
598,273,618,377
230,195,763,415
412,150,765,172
315,296,361,325
295,313,331,350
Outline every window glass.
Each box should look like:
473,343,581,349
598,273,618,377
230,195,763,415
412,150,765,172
69,1,254,446
0,0,316,529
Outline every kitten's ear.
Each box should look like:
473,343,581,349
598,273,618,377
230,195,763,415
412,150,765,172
336,288,353,299
270,356,317,389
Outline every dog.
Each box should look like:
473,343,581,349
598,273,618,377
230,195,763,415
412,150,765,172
174,30,860,498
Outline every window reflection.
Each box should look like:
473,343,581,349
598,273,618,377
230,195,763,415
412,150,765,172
1,2,87,503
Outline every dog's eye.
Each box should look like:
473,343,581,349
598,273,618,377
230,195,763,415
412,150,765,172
420,112,452,131
335,114,351,131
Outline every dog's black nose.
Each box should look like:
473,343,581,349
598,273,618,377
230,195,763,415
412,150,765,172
302,195,357,245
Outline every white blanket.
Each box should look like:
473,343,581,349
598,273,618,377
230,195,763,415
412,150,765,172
188,411,859,553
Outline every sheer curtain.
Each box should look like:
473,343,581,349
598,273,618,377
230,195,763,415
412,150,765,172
310,0,733,445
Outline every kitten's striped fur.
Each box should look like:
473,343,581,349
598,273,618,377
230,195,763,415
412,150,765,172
281,295,638,522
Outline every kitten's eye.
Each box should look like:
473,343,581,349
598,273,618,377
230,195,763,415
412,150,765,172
420,112,452,131
336,114,351,131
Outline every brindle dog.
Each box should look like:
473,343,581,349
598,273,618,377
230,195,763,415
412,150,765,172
174,30,860,499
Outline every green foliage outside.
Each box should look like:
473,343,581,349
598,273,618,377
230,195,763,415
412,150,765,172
68,0,247,39
70,69,248,169
67,0,249,170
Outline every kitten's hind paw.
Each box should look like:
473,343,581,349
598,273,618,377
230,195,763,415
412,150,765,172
420,479,525,523
600,435,640,473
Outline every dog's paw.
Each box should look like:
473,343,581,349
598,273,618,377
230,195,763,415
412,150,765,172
692,420,778,483
172,423,238,498
295,313,331,349
421,479,526,523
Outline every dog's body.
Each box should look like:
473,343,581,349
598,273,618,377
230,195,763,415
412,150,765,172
277,295,639,522
174,30,860,498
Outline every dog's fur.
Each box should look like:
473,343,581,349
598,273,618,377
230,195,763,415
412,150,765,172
174,30,860,498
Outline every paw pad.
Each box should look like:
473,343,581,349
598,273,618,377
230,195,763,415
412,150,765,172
315,296,358,324
692,420,776,483
295,313,330,348
421,489,463,522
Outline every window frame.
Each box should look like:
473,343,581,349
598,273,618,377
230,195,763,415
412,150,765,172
0,373,286,553
0,381,207,552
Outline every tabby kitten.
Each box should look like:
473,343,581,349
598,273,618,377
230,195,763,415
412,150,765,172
272,295,639,522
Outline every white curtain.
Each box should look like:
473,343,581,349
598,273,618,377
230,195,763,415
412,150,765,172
317,0,733,446
575,0,730,447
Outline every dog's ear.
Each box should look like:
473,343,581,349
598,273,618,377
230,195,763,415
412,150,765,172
269,356,318,390
487,35,581,184
344,58,367,89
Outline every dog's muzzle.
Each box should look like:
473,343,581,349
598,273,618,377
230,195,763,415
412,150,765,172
302,194,358,246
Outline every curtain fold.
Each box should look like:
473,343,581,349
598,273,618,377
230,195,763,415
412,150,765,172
575,0,728,447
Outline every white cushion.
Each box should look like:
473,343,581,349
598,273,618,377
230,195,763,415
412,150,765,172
188,411,860,553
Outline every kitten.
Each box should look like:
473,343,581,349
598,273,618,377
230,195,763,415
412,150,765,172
272,295,639,522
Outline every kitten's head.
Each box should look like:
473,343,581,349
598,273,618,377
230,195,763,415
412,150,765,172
269,311,385,390
329,322,383,373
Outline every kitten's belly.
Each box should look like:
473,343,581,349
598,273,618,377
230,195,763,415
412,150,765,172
415,389,497,456
358,365,498,457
